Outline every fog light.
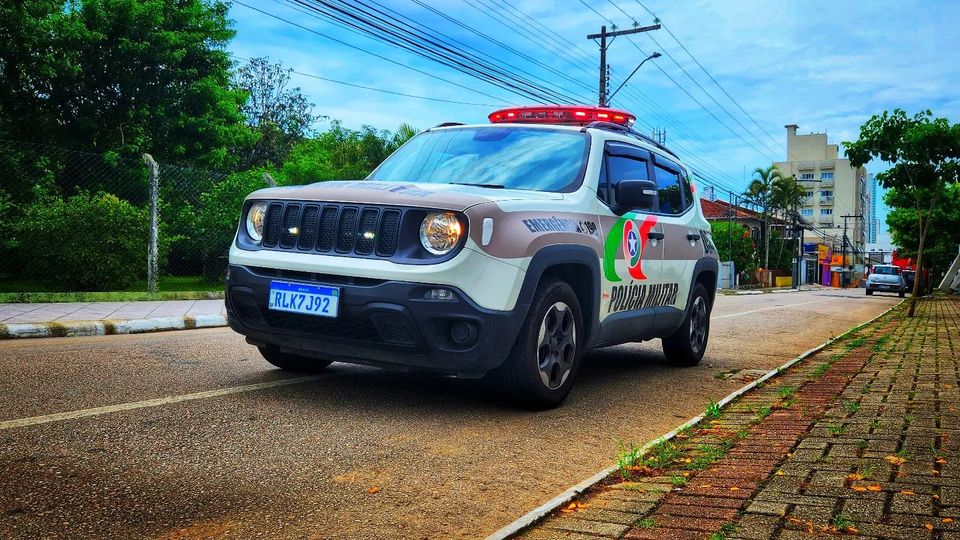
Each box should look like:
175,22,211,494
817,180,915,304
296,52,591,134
424,288,456,301
450,320,478,346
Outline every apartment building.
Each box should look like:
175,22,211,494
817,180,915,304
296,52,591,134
773,124,869,259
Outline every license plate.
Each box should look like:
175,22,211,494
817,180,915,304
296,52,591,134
268,281,340,318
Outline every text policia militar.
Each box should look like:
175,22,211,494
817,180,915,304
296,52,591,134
608,282,680,313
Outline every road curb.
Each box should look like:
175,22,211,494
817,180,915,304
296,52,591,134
483,299,905,540
0,315,227,340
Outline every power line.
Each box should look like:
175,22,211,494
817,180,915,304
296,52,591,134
232,1,516,105
227,53,501,107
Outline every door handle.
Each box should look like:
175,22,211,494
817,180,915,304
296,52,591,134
647,232,665,240
687,233,701,241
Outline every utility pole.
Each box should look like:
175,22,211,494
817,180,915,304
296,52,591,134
587,23,661,106
840,214,862,288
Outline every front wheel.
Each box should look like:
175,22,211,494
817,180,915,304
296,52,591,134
866,289,873,296
491,279,583,409
258,345,333,372
662,283,711,367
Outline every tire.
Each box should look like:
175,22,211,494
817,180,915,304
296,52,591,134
662,283,711,367
866,289,873,296
899,291,905,298
491,279,583,409
258,345,333,372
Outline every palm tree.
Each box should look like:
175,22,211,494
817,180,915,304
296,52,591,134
743,165,783,269
770,174,806,271
391,123,418,150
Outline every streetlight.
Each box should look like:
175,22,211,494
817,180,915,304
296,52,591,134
607,52,661,104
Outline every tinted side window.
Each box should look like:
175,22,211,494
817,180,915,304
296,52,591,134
679,172,693,210
654,165,683,214
599,154,649,207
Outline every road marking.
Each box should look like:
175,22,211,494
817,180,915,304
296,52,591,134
0,374,335,431
712,300,823,320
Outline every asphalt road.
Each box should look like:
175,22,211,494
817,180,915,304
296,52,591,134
0,288,900,540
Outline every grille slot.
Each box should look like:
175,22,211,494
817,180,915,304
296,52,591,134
279,205,302,249
316,206,339,252
262,203,284,247
376,210,401,256
336,208,359,253
354,208,380,255
298,205,320,250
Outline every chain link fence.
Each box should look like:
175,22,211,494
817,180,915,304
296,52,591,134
0,140,269,293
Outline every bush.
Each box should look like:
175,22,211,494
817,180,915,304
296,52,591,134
16,192,158,290
196,169,275,280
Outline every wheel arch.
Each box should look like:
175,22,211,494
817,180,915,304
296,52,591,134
686,257,719,313
518,244,602,344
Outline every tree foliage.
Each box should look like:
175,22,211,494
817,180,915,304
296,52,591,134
711,221,756,275
281,121,411,184
844,109,960,315
234,57,322,168
885,183,960,272
0,0,252,170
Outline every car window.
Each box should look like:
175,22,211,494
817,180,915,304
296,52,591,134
653,165,683,215
873,266,899,275
600,154,649,206
678,172,693,210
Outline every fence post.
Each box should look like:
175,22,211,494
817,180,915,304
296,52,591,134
143,153,159,294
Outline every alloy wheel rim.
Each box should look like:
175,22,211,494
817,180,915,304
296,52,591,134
537,302,576,390
689,296,708,354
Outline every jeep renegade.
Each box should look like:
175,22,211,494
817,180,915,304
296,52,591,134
226,105,719,408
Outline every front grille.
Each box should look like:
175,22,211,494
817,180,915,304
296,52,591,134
259,201,402,258
261,310,382,343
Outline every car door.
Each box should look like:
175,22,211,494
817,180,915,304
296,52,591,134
596,142,666,339
650,154,704,330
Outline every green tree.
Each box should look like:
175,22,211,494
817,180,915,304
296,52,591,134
281,121,413,184
711,221,756,276
0,0,252,170
235,57,323,169
743,165,783,269
844,109,960,316
885,183,960,281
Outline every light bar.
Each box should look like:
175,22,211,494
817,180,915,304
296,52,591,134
488,105,636,127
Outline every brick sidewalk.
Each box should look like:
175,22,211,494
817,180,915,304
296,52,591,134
512,296,959,540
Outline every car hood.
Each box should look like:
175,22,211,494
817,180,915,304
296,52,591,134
246,180,563,211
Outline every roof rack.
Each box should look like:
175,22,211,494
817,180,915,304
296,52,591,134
581,121,679,160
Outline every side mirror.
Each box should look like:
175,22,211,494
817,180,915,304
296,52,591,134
612,179,658,215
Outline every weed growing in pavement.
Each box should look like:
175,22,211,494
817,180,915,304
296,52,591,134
670,475,688,487
873,336,889,351
842,400,861,413
719,523,737,536
736,430,749,439
780,396,797,409
811,363,831,377
642,439,683,470
858,464,877,479
637,518,656,529
777,385,798,399
857,440,870,450
847,337,866,349
705,400,722,420
686,440,735,470
753,405,773,423
615,441,643,479
827,423,846,436
831,513,856,531
830,353,844,361
869,418,882,430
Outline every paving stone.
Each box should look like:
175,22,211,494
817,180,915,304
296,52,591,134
541,517,629,537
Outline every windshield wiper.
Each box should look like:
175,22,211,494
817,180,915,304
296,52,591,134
450,182,506,189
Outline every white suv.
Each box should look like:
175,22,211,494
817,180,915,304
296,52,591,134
226,105,719,408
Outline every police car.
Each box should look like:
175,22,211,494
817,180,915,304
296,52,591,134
226,105,719,408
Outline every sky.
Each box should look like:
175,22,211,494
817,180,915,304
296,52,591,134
227,0,960,236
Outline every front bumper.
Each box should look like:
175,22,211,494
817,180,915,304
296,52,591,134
225,265,526,376
867,282,903,292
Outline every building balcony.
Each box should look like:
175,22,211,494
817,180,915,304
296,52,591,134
820,196,834,204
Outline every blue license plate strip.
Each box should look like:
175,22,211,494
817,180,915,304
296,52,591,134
267,281,340,318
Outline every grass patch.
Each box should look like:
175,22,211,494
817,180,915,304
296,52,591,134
811,363,831,377
847,337,867,349
686,440,734,470
777,385,798,399
637,518,656,529
754,405,773,423
842,400,860,413
873,335,889,351
642,439,684,470
670,475,688,487
827,423,846,436
0,276,224,303
704,399,722,420
831,513,856,531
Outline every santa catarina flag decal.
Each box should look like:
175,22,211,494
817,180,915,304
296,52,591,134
602,214,659,282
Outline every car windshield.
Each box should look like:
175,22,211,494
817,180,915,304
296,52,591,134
873,266,899,275
368,127,588,192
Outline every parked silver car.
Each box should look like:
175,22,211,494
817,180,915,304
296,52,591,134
866,265,906,297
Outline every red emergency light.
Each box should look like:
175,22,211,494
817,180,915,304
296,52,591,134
488,105,636,127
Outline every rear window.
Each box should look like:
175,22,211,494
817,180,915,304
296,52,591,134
873,266,900,275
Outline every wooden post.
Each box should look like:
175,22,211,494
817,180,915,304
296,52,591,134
143,154,159,294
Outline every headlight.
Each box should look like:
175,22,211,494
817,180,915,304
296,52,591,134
246,202,268,243
419,212,462,255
